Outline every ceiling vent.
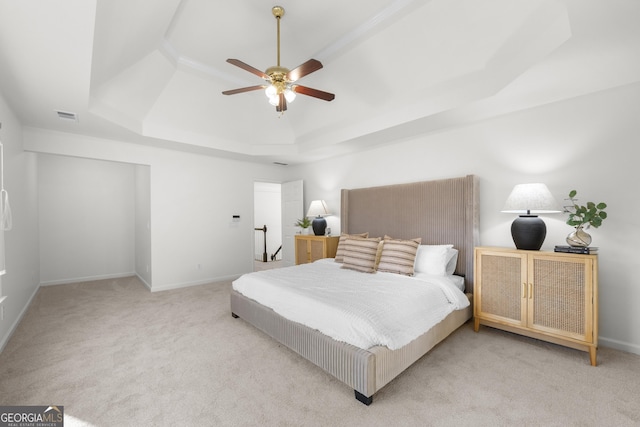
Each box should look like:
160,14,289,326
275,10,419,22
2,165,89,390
55,110,78,122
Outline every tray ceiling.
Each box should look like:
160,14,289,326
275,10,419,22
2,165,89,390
0,0,639,164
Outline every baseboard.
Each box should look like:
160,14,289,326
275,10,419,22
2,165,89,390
41,272,241,292
136,274,152,291
599,336,640,356
149,274,242,292
0,283,40,353
40,272,136,287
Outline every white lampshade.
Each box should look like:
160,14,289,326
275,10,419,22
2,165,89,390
307,200,330,217
502,183,561,214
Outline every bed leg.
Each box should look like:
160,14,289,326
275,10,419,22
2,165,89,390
354,390,372,405
231,312,239,318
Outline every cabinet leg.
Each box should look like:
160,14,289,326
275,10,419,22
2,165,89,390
473,317,480,332
589,347,597,366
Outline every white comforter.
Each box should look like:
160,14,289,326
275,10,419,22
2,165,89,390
232,259,469,350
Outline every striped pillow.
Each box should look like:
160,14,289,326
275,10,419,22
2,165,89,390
341,237,382,273
334,232,369,263
377,236,422,276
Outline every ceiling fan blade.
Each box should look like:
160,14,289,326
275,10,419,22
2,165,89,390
226,59,269,79
286,59,323,82
276,93,287,112
222,85,266,96
292,85,335,102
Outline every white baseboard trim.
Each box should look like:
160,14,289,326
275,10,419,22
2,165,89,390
149,274,242,292
40,272,241,292
136,274,152,291
0,283,40,353
599,336,640,356
40,272,136,287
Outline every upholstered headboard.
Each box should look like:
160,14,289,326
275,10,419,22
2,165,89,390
340,175,479,293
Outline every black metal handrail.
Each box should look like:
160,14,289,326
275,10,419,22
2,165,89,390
254,225,268,262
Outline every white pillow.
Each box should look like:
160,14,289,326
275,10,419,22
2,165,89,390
446,248,459,275
413,272,465,292
414,245,456,276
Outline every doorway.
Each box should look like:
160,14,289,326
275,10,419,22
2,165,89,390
253,182,282,271
253,180,303,271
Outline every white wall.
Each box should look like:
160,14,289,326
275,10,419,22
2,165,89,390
38,154,136,285
12,81,640,356
288,82,640,356
0,92,40,351
24,128,286,291
135,165,152,286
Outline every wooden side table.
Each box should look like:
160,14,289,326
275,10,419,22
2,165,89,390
295,235,339,265
474,246,598,365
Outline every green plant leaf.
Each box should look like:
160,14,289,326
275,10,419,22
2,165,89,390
295,217,312,228
564,190,607,229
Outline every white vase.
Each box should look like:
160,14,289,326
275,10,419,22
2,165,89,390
566,225,592,247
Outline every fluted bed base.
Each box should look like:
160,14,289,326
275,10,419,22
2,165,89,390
230,290,472,405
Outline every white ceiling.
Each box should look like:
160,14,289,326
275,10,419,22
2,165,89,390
0,0,639,164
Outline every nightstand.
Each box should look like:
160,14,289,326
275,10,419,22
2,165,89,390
295,235,339,265
473,246,598,366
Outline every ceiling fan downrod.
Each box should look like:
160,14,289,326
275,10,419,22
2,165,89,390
273,6,284,68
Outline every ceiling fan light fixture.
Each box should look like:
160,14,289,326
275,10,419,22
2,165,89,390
268,94,279,106
284,86,296,103
265,84,277,98
222,6,334,112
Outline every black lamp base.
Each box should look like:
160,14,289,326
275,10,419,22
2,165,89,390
511,215,546,250
312,217,327,236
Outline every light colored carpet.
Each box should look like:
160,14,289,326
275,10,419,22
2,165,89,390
1,276,639,426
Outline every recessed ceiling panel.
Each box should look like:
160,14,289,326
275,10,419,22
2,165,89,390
1,0,639,164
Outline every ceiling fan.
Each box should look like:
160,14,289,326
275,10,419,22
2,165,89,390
222,5,335,113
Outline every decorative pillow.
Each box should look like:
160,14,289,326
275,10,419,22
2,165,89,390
334,232,369,263
377,236,422,276
341,236,382,273
413,244,455,276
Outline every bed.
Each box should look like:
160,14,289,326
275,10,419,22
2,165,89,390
230,175,479,405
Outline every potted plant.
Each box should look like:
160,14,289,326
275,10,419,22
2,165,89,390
295,217,312,234
565,190,607,247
